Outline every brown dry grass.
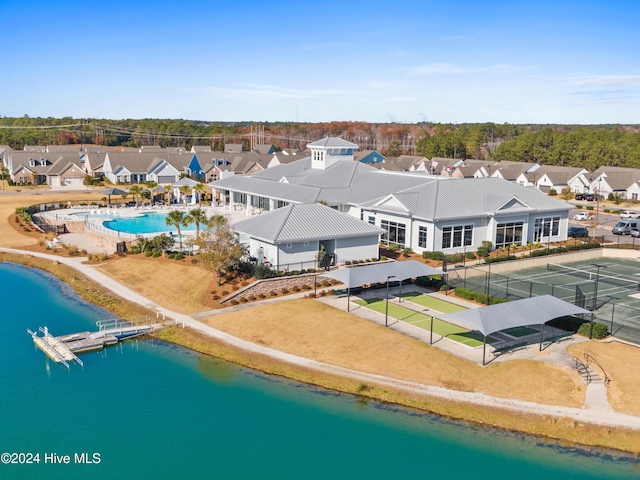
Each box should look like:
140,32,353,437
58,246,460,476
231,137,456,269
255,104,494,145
155,325,640,454
96,255,214,314
0,190,104,248
567,341,640,415
201,298,584,407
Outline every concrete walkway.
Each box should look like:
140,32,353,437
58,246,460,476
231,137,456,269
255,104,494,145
2,247,632,429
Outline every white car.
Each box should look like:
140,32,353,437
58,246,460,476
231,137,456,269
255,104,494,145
620,210,639,218
573,212,594,221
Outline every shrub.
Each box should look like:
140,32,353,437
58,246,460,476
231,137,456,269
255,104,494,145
388,243,399,251
247,295,257,301
301,284,311,290
422,251,444,261
548,188,557,196
280,288,289,295
269,290,278,297
445,253,463,263
258,293,267,299
145,250,153,257
576,205,583,209
221,290,229,296
152,251,161,258
477,247,489,258
484,255,516,264
439,284,450,292
320,280,330,287
174,252,184,260
403,247,413,257
603,209,610,213
255,264,277,279
230,299,239,306
211,294,221,300
292,285,301,292
577,322,609,339
586,206,594,211
239,297,248,303
465,252,476,259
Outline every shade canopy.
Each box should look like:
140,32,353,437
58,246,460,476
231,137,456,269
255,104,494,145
102,187,129,195
438,295,591,337
322,260,444,289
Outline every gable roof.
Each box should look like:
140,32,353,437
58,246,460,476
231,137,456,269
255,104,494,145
233,203,383,243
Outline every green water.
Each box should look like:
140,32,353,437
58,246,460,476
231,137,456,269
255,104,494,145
0,262,637,479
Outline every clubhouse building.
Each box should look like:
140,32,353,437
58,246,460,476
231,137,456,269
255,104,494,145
210,138,573,259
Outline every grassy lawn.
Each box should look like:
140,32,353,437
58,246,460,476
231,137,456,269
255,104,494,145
355,298,491,347
201,299,584,407
400,292,467,313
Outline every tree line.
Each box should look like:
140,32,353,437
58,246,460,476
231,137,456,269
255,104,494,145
2,116,639,171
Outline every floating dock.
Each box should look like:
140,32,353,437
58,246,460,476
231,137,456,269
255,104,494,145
28,316,159,368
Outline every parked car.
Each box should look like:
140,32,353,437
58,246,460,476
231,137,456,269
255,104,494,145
573,212,594,221
620,210,639,218
613,220,640,235
567,226,589,238
631,229,640,238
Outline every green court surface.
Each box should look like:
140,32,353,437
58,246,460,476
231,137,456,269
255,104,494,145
399,292,467,313
354,298,491,347
502,326,539,337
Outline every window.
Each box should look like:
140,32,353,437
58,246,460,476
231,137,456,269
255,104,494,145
496,222,524,247
303,241,309,247
441,225,473,249
534,216,560,242
418,226,427,248
286,243,292,249
368,216,375,225
380,220,406,248
633,193,638,201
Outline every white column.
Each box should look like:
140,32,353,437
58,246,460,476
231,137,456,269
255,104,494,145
269,198,275,211
246,194,253,215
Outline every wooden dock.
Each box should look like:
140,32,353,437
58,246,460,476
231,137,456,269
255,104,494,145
28,316,160,368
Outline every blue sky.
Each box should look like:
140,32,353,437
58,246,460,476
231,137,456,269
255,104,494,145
2,0,639,124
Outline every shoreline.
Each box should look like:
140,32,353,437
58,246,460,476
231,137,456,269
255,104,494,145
3,248,640,453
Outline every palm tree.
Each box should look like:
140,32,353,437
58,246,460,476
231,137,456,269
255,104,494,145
145,180,158,205
179,185,191,205
166,210,185,250
184,208,208,239
193,183,207,205
129,184,144,207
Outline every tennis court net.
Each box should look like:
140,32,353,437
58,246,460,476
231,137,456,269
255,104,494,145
547,263,640,290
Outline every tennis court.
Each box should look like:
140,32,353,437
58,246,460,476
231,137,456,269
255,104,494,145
448,257,640,345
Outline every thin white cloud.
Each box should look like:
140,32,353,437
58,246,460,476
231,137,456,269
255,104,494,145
406,63,536,75
569,75,640,88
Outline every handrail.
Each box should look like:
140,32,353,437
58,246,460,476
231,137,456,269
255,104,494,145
573,356,591,384
584,352,611,385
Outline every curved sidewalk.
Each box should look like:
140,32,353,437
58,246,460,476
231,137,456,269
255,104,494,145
3,247,640,430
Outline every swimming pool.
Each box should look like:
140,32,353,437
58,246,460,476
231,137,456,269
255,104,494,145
74,212,196,235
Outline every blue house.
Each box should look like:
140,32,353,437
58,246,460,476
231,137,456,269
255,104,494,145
188,154,205,179
355,150,386,164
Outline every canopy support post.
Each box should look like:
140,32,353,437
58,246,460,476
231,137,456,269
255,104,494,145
482,335,487,366
430,316,434,345
539,322,545,351
347,287,351,312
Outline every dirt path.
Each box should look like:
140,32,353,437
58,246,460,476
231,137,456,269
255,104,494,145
4,246,640,430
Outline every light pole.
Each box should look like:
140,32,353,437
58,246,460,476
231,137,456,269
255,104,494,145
385,275,396,327
592,263,606,313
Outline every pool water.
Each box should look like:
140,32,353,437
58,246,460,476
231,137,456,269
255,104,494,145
75,212,196,235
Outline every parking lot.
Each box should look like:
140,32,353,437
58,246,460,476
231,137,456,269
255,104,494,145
568,201,640,246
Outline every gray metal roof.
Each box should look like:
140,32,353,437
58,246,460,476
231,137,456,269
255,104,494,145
173,177,201,187
362,177,572,221
322,260,444,289
233,203,384,243
307,137,358,149
212,175,320,203
439,295,590,337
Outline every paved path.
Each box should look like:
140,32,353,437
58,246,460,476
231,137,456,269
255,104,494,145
3,246,637,430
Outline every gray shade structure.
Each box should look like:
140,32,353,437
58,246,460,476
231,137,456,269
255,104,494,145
102,187,129,204
439,295,591,365
322,260,444,288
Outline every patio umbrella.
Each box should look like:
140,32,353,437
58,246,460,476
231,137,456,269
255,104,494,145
102,187,129,205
